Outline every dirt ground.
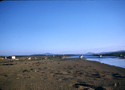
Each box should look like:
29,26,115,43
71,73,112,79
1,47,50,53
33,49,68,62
0,59,125,90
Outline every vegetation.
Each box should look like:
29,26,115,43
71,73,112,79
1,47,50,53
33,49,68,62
93,51,125,56
23,69,29,73
15,55,74,60
0,60,13,63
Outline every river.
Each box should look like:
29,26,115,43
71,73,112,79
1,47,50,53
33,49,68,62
66,56,125,68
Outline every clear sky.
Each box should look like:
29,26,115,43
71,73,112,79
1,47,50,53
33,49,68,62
0,0,125,55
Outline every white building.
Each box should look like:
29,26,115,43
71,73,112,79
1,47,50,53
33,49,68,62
27,57,31,60
99,55,102,58
4,56,7,59
11,56,16,60
79,55,83,59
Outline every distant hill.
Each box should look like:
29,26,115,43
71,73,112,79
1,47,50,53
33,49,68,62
97,50,125,54
32,53,56,55
31,50,125,56
84,52,95,55
95,50,125,56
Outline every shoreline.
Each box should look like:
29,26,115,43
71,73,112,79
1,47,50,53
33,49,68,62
85,59,125,69
0,59,125,90
67,56,125,69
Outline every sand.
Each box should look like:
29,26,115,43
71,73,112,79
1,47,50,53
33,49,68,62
0,59,125,90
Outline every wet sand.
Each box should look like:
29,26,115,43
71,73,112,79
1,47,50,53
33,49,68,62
0,59,125,90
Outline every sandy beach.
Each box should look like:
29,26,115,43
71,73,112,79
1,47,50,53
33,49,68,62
0,59,125,90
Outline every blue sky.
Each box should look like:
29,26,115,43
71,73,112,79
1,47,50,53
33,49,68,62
0,1,125,55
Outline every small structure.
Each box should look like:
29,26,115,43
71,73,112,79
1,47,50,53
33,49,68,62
4,56,7,59
27,57,31,60
11,56,16,60
35,57,37,60
119,54,124,58
61,56,65,59
42,56,47,60
79,55,83,59
99,55,102,58
120,55,122,57
44,57,47,60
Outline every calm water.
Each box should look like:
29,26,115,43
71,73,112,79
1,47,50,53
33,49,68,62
66,56,125,68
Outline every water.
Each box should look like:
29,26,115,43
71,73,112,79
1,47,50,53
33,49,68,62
66,56,125,68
